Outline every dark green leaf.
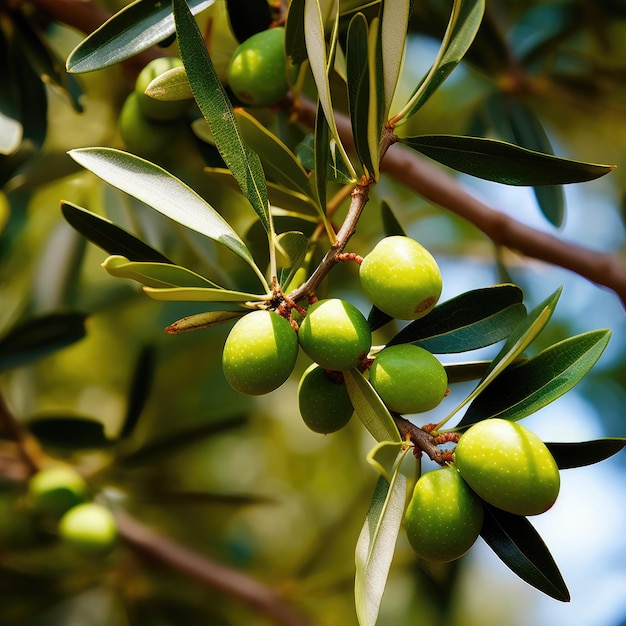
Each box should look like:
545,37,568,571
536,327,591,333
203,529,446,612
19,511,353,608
367,306,393,332
0,31,23,155
346,13,374,175
0,312,87,372
285,0,308,65
119,345,157,440
547,439,626,470
297,133,353,184
480,504,570,601
387,285,526,353
458,329,611,427
226,0,272,42
27,416,112,451
380,199,406,237
314,102,329,209
173,0,271,237
400,135,615,186
61,201,172,263
66,0,214,73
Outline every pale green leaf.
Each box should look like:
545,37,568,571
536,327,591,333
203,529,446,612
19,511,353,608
344,369,401,443
102,255,221,289
67,148,262,280
145,66,193,101
366,440,406,483
165,310,247,334
355,470,407,626
143,286,268,302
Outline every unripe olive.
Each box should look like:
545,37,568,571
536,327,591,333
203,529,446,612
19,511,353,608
297,299,371,371
454,418,560,516
58,503,117,556
359,236,442,320
222,309,299,395
404,467,483,563
118,92,183,158
28,465,88,517
134,57,191,121
227,27,291,107
297,364,353,434
369,344,447,414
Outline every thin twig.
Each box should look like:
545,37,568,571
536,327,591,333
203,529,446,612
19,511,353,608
116,513,312,626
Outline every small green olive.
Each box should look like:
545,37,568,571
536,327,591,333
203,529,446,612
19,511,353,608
222,309,299,395
58,503,118,556
455,418,560,516
297,299,371,371
227,27,291,107
298,364,353,434
404,467,483,563
360,236,442,320
28,465,88,517
369,344,447,413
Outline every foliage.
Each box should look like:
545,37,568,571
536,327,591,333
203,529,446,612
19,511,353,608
1,0,626,625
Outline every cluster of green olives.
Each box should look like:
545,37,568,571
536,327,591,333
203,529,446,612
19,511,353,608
222,235,450,433
119,57,191,158
404,418,561,563
27,465,118,556
226,27,292,107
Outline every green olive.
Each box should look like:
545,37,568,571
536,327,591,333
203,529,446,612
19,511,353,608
28,465,88,517
58,503,118,556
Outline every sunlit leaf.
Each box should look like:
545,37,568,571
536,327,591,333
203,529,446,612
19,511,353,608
276,231,308,289
102,255,222,289
285,0,308,65
481,504,570,601
67,148,263,281
164,310,247,334
172,0,271,242
66,0,214,73
393,0,485,123
459,329,611,427
344,369,401,443
400,135,616,186
0,312,87,372
366,440,406,482
547,438,626,470
388,284,526,353
143,285,267,302
355,471,407,626
144,66,193,101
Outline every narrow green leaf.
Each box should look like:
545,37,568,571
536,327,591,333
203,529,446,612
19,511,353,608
400,135,616,186
119,345,156,440
366,440,406,483
164,310,247,334
440,288,560,430
346,13,372,175
0,312,87,373
547,439,626,470
66,0,214,73
366,17,384,181
380,199,406,237
235,109,314,199
27,416,112,451
459,330,611,427
143,286,267,302
394,0,485,123
344,369,401,443
355,472,407,626
67,148,261,279
380,0,411,118
102,255,222,289
226,0,272,43
285,0,308,65
297,132,354,184
388,285,526,353
172,0,272,242
304,0,357,181
60,201,172,263
276,231,308,289
314,101,330,211
480,504,570,601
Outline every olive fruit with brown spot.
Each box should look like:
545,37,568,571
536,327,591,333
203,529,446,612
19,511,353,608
404,467,483,563
454,418,560,516
359,236,442,320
